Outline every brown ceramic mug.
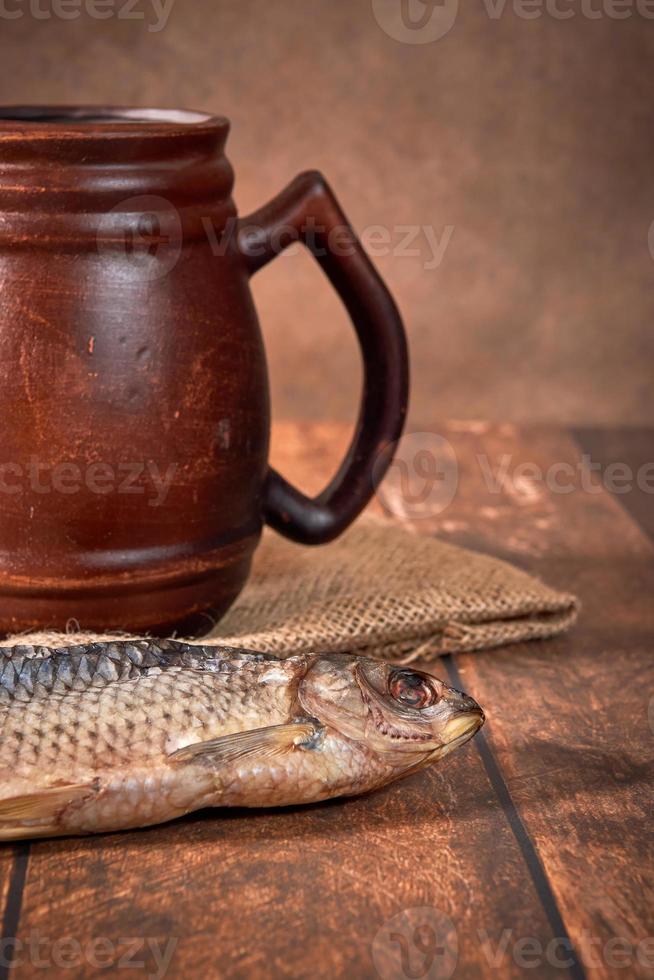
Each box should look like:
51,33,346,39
0,106,408,637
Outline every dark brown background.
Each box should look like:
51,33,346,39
1,0,653,426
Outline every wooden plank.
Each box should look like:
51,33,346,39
377,420,649,564
272,421,654,976
453,636,654,979
573,427,654,542
270,420,650,562
0,845,24,980
14,738,564,980
437,425,654,979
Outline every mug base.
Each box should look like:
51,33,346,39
0,538,257,642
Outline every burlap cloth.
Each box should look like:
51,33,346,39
4,517,578,661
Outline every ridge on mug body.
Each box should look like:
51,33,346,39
0,106,409,637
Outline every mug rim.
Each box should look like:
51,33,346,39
0,105,229,138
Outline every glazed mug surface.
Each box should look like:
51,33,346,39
0,106,408,636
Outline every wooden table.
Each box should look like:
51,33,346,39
0,423,652,980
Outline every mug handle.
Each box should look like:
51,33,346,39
238,171,409,545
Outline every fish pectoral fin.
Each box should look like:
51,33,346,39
168,720,321,767
0,782,95,828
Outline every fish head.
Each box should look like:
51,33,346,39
298,655,484,773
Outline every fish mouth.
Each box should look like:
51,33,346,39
432,709,484,759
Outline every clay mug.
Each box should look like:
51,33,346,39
0,106,408,637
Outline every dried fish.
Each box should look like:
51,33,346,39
0,641,484,838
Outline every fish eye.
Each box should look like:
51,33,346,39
388,670,438,710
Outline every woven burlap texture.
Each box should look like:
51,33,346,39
4,517,578,661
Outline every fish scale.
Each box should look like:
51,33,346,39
0,641,272,703
1,643,302,778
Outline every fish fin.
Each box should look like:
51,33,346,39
0,782,95,835
168,720,320,767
